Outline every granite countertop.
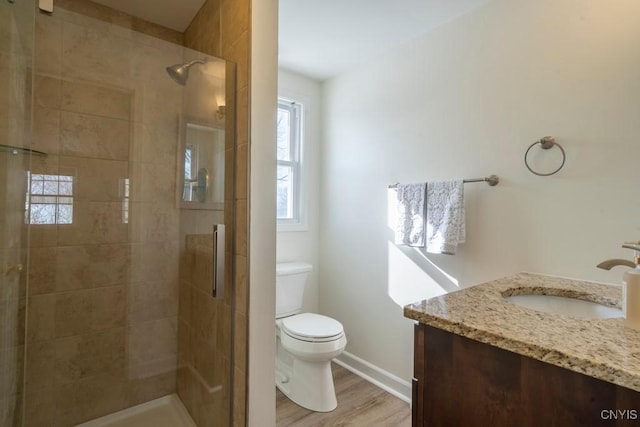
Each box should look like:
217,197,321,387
404,272,640,392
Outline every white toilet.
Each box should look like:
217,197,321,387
275,262,347,412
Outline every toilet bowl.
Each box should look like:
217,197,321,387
275,263,347,412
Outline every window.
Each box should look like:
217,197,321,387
277,99,303,226
25,173,74,225
183,144,196,202
121,178,129,224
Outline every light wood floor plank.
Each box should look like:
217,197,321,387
276,363,411,427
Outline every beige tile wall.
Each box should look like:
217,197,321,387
184,0,250,426
18,0,250,425
177,234,232,426
0,107,29,427
55,0,183,45
183,1,251,425
0,2,33,425
25,7,184,426
175,42,239,427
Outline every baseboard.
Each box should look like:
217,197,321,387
333,351,412,404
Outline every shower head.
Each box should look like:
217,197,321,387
166,59,205,86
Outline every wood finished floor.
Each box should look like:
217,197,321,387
276,363,411,427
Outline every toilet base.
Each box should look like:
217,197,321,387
276,356,337,412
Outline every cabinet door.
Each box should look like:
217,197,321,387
414,324,640,427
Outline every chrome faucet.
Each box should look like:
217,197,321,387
597,242,640,270
597,259,636,270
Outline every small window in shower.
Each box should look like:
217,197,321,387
121,178,129,224
25,173,74,225
183,144,196,202
277,98,304,228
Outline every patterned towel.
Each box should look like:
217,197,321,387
394,183,426,247
425,180,465,254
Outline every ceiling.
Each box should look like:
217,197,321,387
278,0,491,81
90,0,490,81
91,0,205,32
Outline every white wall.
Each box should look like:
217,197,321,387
249,0,277,425
320,0,640,384
276,68,322,314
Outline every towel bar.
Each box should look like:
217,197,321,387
388,175,499,188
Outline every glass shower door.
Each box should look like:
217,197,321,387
0,3,239,425
19,4,236,426
0,0,34,426
175,48,236,427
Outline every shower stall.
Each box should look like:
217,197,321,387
1,1,239,426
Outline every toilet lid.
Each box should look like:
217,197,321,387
281,313,344,340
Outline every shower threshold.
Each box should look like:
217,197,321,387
75,394,196,427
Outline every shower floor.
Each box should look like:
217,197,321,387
75,394,196,427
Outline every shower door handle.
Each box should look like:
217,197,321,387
212,224,225,299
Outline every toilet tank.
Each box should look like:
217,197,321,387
275,262,312,319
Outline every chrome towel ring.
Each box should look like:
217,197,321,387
524,136,566,176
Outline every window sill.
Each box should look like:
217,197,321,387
277,222,308,233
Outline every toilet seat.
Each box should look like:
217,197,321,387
282,313,344,343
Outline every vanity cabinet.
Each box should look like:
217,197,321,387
412,324,640,427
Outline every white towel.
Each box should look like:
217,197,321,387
426,180,465,255
394,183,426,247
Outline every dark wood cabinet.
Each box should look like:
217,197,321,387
412,323,640,426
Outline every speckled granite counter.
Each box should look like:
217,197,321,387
404,272,640,392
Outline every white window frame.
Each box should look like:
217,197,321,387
277,98,306,231
25,172,74,225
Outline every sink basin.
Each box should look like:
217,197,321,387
504,294,623,319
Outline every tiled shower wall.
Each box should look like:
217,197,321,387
0,2,33,425
177,232,231,426
183,2,251,425
25,7,185,425
175,49,236,426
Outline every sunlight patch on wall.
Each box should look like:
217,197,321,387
414,248,459,287
387,188,461,306
387,242,448,307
